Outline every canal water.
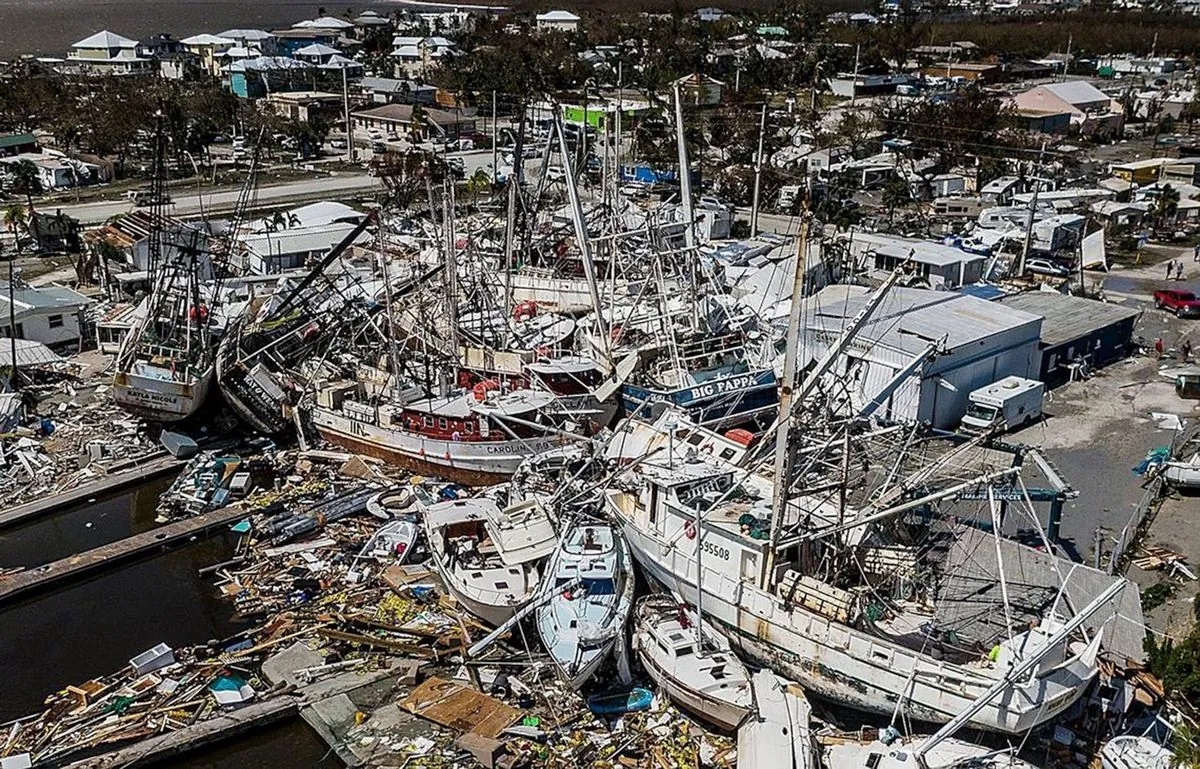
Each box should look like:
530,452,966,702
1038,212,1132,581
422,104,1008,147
0,478,341,767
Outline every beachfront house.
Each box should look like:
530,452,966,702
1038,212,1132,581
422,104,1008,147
66,30,153,75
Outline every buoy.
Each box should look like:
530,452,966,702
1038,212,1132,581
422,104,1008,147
684,520,697,540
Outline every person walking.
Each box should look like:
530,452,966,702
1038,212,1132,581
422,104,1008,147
1183,338,1193,363
1168,259,1175,280
1178,262,1186,281
1192,243,1200,262
1155,337,1165,359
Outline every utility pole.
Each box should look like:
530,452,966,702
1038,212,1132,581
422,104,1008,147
1018,140,1048,278
490,90,498,183
7,251,16,391
341,66,353,164
850,44,861,107
750,102,767,236
1062,34,1073,80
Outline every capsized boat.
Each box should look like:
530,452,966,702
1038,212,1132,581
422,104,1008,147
422,496,557,627
632,594,752,732
535,522,635,689
823,734,1040,769
1163,452,1200,490
738,669,814,769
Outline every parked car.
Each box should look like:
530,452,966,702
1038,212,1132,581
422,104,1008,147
1024,258,1070,277
125,189,170,206
1154,289,1200,317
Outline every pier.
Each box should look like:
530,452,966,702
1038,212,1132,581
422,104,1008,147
0,453,181,530
0,504,249,605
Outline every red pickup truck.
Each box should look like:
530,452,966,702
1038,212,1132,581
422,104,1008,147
1154,289,1200,317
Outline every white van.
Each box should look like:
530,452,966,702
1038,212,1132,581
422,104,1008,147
960,376,1044,434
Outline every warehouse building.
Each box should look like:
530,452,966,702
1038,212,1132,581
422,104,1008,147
997,292,1141,386
801,285,1043,429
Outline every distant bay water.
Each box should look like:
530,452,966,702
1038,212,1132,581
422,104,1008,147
0,0,491,58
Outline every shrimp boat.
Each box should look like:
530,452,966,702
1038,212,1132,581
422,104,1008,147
535,522,635,689
421,496,557,626
604,410,1120,735
632,594,753,731
311,384,570,486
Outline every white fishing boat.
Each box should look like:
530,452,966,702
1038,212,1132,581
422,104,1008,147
355,519,419,564
604,410,1120,735
823,734,1039,769
422,496,557,627
632,594,752,731
738,670,814,769
1100,735,1172,769
312,386,569,486
112,352,215,422
535,522,635,689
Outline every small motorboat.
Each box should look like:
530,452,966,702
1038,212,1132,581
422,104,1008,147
422,496,557,626
367,487,415,520
632,594,752,731
738,670,814,769
355,519,419,564
587,687,654,717
823,733,1040,769
536,522,635,689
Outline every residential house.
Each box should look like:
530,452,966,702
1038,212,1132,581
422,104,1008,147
353,11,393,34
828,72,916,98
980,176,1023,206
218,29,277,55
85,211,213,293
352,103,476,141
1163,157,1200,186
0,281,93,351
1010,80,1124,136
922,62,1001,83
239,220,369,274
180,33,235,76
536,10,581,32
30,210,83,253
138,33,183,59
66,30,153,75
228,57,312,99
1012,108,1071,135
292,42,342,65
158,51,202,80
0,152,101,190
389,35,457,77
1110,157,1171,185
0,134,37,157
672,73,724,107
696,7,727,21
844,232,986,289
1091,200,1149,228
356,76,437,105
267,91,343,123
292,17,357,35
271,28,341,57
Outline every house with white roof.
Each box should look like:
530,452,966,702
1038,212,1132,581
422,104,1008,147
1011,80,1124,136
218,29,277,55
181,33,236,76
536,10,581,31
292,42,342,65
389,35,458,77
0,281,93,351
66,30,153,75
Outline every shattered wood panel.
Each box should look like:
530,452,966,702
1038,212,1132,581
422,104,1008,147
400,677,520,739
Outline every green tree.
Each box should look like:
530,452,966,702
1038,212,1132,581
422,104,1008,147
882,174,913,226
1155,184,1182,229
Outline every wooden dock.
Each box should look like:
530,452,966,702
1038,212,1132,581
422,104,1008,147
58,697,298,769
0,505,250,605
0,453,181,530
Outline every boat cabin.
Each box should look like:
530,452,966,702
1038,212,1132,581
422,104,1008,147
385,390,557,441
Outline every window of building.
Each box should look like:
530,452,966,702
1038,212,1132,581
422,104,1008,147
48,314,64,329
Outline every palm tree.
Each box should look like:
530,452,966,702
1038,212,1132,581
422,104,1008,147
2,204,24,390
1155,184,1182,230
7,160,42,249
1173,721,1200,769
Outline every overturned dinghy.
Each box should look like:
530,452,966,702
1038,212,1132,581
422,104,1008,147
632,594,752,732
536,522,635,689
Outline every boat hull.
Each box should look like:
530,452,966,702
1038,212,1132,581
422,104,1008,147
112,367,214,422
613,510,1094,735
312,408,565,486
634,642,750,731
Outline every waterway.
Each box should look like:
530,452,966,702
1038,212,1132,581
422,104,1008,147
0,0,486,58
0,477,341,767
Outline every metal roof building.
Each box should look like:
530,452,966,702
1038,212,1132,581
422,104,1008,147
800,285,1042,429
997,292,1141,385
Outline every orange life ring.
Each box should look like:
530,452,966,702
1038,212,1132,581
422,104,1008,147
685,520,697,540
513,300,538,322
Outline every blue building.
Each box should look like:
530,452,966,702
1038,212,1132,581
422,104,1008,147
228,57,312,99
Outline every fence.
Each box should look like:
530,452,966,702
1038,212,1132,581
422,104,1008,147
1107,426,1189,574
